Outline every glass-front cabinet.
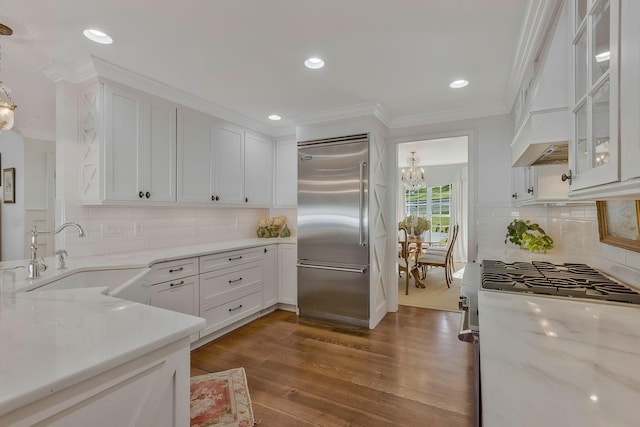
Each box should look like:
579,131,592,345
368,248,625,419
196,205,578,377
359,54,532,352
569,0,619,190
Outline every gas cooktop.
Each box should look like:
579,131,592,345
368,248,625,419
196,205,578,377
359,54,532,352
482,260,640,305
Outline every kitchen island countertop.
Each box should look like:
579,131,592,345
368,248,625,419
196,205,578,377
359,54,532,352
0,287,204,418
479,289,640,427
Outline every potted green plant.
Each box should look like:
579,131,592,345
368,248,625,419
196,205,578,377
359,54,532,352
398,215,431,236
505,219,554,253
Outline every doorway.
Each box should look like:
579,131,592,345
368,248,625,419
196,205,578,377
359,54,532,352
396,136,468,311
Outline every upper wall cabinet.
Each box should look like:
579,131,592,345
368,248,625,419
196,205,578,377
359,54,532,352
79,82,176,204
244,132,274,207
568,0,620,191
274,137,297,207
565,0,640,198
177,108,274,206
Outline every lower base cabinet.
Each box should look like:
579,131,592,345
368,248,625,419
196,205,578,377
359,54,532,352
149,243,294,345
199,290,263,337
1,339,191,427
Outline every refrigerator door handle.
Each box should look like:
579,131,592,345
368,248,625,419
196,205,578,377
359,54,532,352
297,263,367,274
359,160,367,247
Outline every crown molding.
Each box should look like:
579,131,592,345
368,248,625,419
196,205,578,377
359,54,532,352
503,0,563,113
292,101,392,129
390,102,508,129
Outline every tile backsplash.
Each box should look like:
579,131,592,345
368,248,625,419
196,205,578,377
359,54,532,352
477,202,640,279
56,202,277,256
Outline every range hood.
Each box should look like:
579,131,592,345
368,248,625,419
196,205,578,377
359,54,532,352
511,109,569,167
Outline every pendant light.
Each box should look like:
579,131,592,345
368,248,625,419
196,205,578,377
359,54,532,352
401,151,426,191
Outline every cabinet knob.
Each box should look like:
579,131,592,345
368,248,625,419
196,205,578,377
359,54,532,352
511,193,518,199
139,191,144,198
264,248,268,253
561,170,573,185
211,195,215,201
145,192,151,199
216,196,220,201
527,187,534,194
245,197,248,203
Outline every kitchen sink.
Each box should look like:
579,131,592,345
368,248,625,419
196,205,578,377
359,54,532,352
29,267,152,303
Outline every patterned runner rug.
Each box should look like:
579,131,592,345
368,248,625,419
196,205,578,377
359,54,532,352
190,367,256,427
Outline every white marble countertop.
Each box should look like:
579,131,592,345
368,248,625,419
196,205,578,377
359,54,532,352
479,289,640,427
0,238,295,417
0,237,296,294
0,288,204,417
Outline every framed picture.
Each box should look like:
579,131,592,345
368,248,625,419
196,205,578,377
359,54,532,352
596,200,640,252
2,167,15,204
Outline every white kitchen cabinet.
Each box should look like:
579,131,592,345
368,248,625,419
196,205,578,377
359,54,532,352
2,339,191,427
177,108,244,205
512,164,571,205
568,0,620,191
619,0,640,182
275,137,298,207
510,167,534,204
177,108,274,206
262,245,278,308
150,276,200,318
278,243,297,307
79,82,176,204
199,261,263,337
244,132,274,206
149,257,200,343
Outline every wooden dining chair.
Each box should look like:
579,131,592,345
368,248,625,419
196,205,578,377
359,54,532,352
416,224,459,288
397,227,423,294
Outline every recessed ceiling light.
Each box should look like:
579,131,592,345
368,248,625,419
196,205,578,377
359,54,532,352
450,79,469,89
268,114,282,121
595,51,610,63
304,57,325,69
83,29,113,45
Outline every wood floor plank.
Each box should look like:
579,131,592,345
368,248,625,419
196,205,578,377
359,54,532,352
191,307,474,426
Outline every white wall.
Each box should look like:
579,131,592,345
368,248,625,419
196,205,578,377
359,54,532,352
0,130,25,260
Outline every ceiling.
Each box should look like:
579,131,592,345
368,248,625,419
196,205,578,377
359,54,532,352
0,0,532,140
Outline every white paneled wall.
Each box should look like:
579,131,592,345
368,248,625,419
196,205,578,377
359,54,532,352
477,203,640,276
59,203,270,257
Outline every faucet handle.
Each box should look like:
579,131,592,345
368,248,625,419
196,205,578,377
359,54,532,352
55,250,67,270
39,257,48,273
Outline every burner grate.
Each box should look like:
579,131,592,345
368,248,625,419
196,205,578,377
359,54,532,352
481,260,640,305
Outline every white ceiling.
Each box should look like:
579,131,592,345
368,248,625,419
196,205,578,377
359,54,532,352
0,0,531,140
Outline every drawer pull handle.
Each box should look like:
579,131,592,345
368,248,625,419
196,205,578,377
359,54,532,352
229,277,243,284
169,267,184,273
169,280,185,287
229,304,243,312
228,256,243,261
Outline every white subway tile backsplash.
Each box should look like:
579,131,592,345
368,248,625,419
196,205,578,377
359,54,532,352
478,203,639,275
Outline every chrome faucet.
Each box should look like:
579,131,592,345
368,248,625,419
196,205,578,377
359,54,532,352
27,222,86,279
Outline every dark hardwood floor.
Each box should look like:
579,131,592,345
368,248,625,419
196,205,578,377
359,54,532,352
191,307,474,427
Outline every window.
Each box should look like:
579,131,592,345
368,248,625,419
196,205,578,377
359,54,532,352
404,184,451,239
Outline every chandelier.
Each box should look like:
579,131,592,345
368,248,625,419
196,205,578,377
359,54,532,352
401,151,425,191
0,23,16,132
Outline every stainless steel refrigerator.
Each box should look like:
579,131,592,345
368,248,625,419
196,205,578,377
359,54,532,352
297,133,369,327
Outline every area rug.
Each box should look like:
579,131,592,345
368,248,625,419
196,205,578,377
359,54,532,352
190,367,256,427
397,265,465,312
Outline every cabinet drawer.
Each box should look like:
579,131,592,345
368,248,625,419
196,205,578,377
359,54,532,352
151,257,198,283
150,276,199,317
199,290,262,338
200,262,262,309
199,248,263,273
